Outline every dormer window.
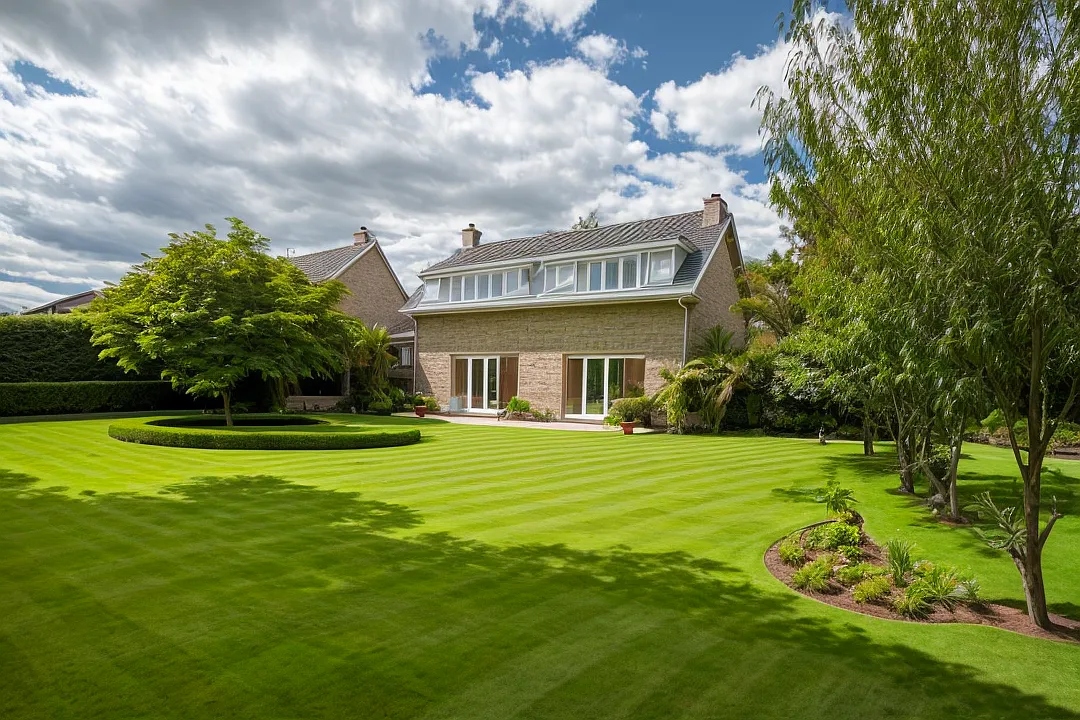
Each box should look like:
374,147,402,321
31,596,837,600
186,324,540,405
647,250,674,284
545,263,575,293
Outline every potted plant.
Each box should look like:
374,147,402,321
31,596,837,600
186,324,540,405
604,396,654,435
414,404,427,418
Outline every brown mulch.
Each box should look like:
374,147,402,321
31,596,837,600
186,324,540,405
764,531,1080,644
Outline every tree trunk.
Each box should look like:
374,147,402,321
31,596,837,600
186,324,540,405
223,390,233,427
897,436,915,493
947,441,961,519
1022,444,1052,628
862,414,875,455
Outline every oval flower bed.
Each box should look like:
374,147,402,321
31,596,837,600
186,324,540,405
765,514,1080,642
109,414,421,450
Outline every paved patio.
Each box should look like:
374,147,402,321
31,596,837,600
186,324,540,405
393,412,655,433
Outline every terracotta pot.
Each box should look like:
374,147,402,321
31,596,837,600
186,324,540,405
620,421,636,435
414,405,426,418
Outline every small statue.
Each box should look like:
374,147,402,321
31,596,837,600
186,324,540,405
818,425,827,445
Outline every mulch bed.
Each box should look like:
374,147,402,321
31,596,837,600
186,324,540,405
764,530,1080,643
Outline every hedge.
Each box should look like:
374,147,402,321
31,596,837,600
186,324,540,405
108,417,422,450
0,381,192,417
0,315,143,382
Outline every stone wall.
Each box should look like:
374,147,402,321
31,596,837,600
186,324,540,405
335,244,409,331
688,226,746,349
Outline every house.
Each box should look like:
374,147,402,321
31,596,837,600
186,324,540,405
402,194,746,421
289,228,415,394
22,289,103,315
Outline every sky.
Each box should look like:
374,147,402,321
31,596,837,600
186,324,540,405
0,0,797,312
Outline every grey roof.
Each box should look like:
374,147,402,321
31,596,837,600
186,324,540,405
22,288,103,315
422,210,721,274
288,243,370,283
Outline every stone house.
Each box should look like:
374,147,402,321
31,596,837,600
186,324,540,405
402,194,746,421
289,228,415,396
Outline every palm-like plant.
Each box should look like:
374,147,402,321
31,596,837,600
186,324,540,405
347,323,398,402
655,351,749,433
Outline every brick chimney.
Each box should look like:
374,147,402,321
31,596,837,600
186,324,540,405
702,193,729,227
462,223,482,248
353,227,372,245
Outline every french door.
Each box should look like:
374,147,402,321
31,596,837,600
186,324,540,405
565,356,640,418
454,356,499,410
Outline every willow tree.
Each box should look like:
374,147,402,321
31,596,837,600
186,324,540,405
760,1,1080,628
87,218,352,425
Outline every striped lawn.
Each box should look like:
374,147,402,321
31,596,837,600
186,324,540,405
1,414,1079,719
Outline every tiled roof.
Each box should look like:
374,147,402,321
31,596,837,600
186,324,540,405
289,243,370,283
422,210,720,274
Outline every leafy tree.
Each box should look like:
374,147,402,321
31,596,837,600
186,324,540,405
760,0,1080,627
733,247,806,340
86,218,351,426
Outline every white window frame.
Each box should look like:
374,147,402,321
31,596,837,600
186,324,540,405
544,263,576,293
564,355,645,419
398,346,413,368
456,356,501,413
647,249,675,284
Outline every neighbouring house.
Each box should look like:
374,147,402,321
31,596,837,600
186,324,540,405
288,227,415,398
22,289,103,315
403,194,746,421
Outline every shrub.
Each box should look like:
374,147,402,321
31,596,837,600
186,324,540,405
0,315,138,382
604,396,655,427
914,565,969,611
955,578,983,605
791,554,835,591
893,583,933,617
778,534,806,566
805,522,861,550
818,480,856,516
836,562,883,585
530,408,556,422
411,395,440,411
0,381,190,417
852,575,892,603
505,396,532,415
109,416,421,450
885,539,916,587
837,544,862,563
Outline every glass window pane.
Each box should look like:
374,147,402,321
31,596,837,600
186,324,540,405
589,262,602,291
575,263,587,291
558,264,574,286
622,257,637,288
521,269,530,290
471,358,484,409
649,251,673,282
464,274,476,300
486,357,498,409
505,269,518,293
478,274,489,299
451,276,462,301
491,272,503,297
585,359,605,415
605,260,619,289
438,279,450,301
625,358,646,397
453,358,468,409
424,279,441,301
607,358,624,403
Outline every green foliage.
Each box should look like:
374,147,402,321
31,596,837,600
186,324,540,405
836,545,862,563
505,396,532,415
885,539,916,587
912,566,965,611
656,351,749,433
108,416,420,450
0,315,136,382
818,480,856,516
836,562,884,585
964,492,1029,556
732,252,805,340
692,326,736,359
791,554,834,592
414,396,440,412
777,534,806,566
893,583,933,618
530,408,556,422
368,399,393,415
604,395,655,427
852,576,892,604
805,522,860,550
0,381,188,417
86,218,352,425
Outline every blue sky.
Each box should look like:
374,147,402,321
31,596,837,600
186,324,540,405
0,0,795,311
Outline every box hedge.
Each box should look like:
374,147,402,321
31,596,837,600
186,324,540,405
108,416,421,450
0,381,191,417
0,315,146,382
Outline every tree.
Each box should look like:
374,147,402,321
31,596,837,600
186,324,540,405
731,248,806,340
760,0,1080,628
86,218,352,426
570,209,600,230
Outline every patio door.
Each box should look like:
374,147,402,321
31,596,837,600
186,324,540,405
468,357,499,410
565,356,645,419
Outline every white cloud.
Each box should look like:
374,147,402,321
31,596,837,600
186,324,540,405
575,33,625,71
652,40,788,155
484,37,503,58
650,110,670,138
0,281,65,312
0,0,783,308
506,0,597,34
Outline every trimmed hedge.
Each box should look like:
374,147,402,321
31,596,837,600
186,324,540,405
0,381,192,417
108,416,421,450
0,315,138,382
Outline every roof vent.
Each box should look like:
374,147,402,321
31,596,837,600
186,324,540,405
462,223,482,248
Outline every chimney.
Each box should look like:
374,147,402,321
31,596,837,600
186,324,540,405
462,223,482,248
702,193,729,227
353,226,372,245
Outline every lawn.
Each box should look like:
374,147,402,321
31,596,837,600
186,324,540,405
2,414,1079,719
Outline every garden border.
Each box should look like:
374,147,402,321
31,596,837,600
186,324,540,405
108,415,421,450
